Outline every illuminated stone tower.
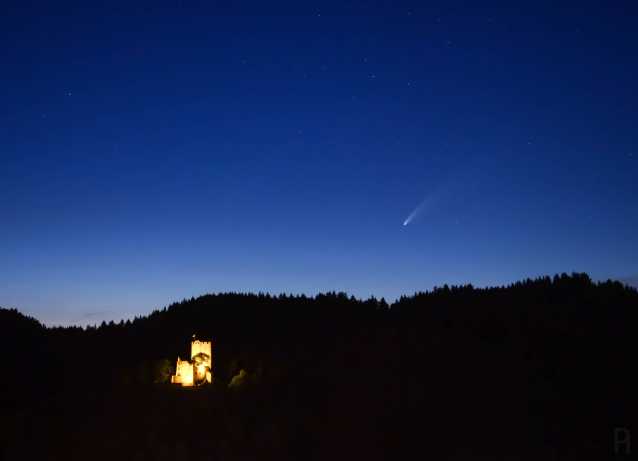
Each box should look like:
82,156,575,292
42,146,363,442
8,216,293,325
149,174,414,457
191,339,212,364
191,338,212,384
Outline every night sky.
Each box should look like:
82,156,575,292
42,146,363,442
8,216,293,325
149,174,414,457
2,1,637,325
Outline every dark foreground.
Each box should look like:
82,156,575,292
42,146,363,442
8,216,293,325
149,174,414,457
1,273,636,460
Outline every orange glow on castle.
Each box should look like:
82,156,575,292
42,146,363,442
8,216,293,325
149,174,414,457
171,337,213,386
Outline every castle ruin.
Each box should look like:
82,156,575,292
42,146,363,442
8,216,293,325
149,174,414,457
171,337,213,386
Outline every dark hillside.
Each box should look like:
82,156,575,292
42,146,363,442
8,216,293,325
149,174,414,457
1,273,636,460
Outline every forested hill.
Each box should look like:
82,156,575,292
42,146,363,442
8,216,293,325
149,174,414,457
1,273,637,385
1,273,636,460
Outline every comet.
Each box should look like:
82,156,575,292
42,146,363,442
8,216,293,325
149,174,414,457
402,193,436,227
402,176,459,227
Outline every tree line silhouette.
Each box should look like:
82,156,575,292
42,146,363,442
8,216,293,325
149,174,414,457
0,273,635,460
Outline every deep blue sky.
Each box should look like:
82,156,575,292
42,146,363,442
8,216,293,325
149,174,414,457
1,1,637,325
